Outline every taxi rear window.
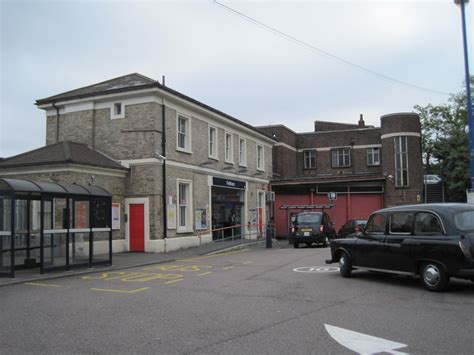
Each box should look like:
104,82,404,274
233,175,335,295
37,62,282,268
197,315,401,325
296,213,321,224
454,211,474,231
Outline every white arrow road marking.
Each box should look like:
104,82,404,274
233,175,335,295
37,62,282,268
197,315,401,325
325,324,409,355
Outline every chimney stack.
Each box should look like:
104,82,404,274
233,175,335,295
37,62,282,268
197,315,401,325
358,114,365,127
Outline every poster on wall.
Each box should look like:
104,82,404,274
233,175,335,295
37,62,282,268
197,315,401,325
112,203,120,230
195,208,207,230
75,201,88,228
167,204,177,229
249,208,257,226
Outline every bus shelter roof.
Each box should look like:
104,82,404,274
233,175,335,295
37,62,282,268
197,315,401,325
0,178,111,197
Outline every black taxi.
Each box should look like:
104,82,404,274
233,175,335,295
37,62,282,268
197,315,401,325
291,211,336,248
326,203,474,291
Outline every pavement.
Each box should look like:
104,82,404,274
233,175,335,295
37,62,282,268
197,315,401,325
0,238,277,287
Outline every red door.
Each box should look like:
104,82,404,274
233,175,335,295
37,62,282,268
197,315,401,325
130,204,145,252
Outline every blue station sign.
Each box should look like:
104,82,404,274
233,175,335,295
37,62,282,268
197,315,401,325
213,177,247,190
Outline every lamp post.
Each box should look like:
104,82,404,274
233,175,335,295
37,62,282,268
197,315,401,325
454,0,474,199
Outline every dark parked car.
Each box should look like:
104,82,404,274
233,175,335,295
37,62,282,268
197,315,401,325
291,211,336,248
338,219,367,238
326,203,474,291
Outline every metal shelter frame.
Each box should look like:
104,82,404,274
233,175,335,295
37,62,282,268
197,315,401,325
0,178,112,278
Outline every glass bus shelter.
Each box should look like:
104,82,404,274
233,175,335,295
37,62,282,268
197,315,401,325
0,178,112,277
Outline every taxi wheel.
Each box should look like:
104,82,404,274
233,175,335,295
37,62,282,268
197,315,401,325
293,242,299,248
420,262,448,292
339,252,352,278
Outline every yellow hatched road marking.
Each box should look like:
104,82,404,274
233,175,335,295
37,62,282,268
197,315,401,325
90,287,150,294
165,279,183,284
222,266,235,270
180,249,250,262
24,282,61,288
197,272,212,276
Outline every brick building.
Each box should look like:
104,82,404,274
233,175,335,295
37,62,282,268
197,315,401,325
257,113,423,239
0,73,273,253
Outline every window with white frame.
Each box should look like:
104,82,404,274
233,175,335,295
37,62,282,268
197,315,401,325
239,137,247,166
177,115,191,152
394,136,409,187
257,145,264,170
209,126,218,159
367,147,381,166
303,150,316,169
331,148,351,168
111,102,124,119
225,132,233,163
177,180,192,232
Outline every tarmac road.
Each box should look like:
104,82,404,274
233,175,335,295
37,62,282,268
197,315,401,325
1,242,474,354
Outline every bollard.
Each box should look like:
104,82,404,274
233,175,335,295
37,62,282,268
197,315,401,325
266,226,273,248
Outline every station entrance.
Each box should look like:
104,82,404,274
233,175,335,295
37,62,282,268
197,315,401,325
211,177,246,241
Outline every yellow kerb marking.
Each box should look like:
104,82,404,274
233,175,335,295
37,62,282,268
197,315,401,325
180,249,250,262
90,287,150,294
24,282,61,288
165,279,183,284
197,272,212,276
222,266,235,270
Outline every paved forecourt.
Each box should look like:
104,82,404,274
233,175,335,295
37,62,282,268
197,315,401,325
1,243,474,354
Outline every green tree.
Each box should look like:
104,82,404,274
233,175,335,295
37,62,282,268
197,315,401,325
414,77,472,202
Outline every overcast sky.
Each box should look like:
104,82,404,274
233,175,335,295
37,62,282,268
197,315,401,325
1,0,472,157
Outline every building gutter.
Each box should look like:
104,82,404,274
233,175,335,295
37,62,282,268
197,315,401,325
52,102,60,143
161,76,167,239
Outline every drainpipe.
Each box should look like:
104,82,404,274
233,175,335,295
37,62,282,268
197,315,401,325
52,102,60,143
161,76,167,239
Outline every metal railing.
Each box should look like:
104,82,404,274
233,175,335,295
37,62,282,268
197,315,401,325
197,223,276,244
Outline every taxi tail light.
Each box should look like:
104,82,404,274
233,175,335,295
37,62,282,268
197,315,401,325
291,226,298,234
320,225,324,233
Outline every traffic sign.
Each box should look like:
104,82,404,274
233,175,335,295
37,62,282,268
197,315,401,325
328,192,337,200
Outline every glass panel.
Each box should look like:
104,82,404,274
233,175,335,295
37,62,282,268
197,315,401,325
296,213,321,223
12,232,28,266
1,196,11,231
53,198,67,229
30,200,41,232
209,128,215,156
0,234,12,274
91,198,110,228
43,233,67,270
366,214,385,233
178,117,187,149
454,211,474,231
257,146,263,169
70,233,90,266
91,231,109,265
74,200,90,228
390,213,413,233
179,206,186,227
178,183,188,228
15,200,28,232
415,213,443,233
225,134,231,160
43,200,52,230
